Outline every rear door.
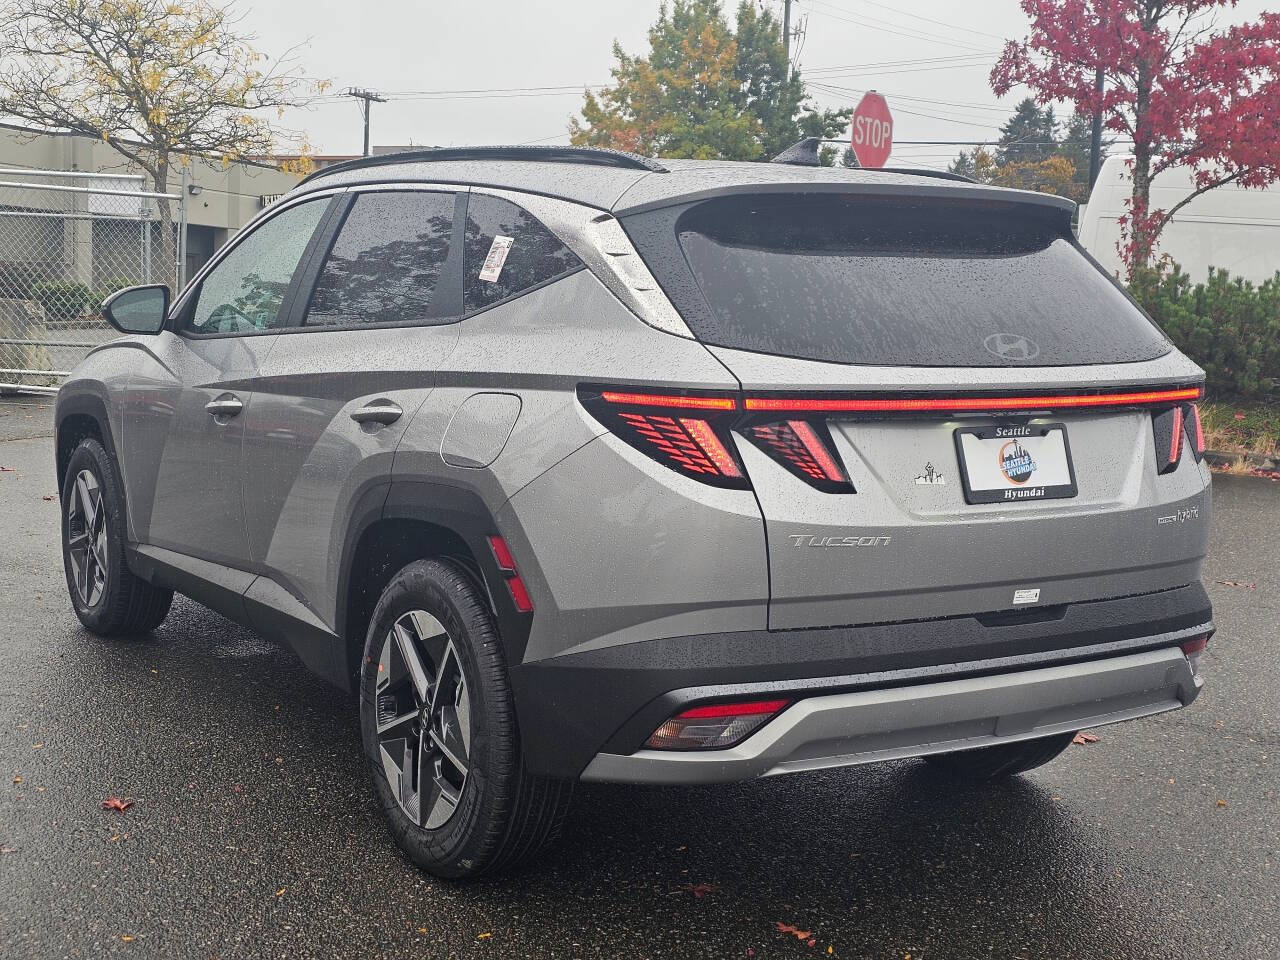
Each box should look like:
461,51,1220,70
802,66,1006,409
238,186,463,647
623,191,1210,629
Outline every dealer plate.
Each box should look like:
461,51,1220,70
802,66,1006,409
953,423,1078,504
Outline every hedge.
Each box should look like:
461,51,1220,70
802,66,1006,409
1128,262,1280,401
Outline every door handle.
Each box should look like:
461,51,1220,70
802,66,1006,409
205,394,243,419
351,399,403,426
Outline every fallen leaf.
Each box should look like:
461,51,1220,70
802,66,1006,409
808,940,816,948
1216,580,1257,589
1073,732,1100,745
12,776,20,784
828,948,834,955
1216,799,1227,808
777,923,812,941
477,932,492,940
274,756,283,765
0,466,14,472
32,743,42,749
417,927,427,934
1,846,17,854
1233,411,1246,420
275,887,286,897
101,797,133,812
42,495,55,501
674,882,720,898
121,934,134,942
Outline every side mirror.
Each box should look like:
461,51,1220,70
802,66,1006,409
101,284,169,335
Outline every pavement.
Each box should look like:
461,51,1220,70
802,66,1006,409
1,394,1276,959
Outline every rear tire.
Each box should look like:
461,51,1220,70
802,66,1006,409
61,438,173,635
921,732,1076,780
359,557,572,878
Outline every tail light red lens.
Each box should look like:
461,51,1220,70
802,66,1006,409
1152,405,1185,474
1183,402,1205,460
580,388,748,489
645,698,790,750
744,419,853,493
487,535,534,613
1181,632,1211,676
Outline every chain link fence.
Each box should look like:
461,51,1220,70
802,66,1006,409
0,169,185,394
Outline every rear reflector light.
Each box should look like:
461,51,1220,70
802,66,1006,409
645,698,790,751
744,386,1202,414
1183,402,1205,460
1181,632,1211,676
487,535,534,613
1181,634,1209,655
745,419,853,493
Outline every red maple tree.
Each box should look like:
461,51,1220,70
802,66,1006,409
992,0,1280,275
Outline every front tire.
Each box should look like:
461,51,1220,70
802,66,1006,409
921,732,1077,780
61,438,173,635
359,558,571,878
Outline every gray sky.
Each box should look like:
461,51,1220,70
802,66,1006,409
244,0,1271,170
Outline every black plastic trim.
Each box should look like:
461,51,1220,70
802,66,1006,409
300,146,669,187
509,582,1213,778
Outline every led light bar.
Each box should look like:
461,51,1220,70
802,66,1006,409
743,386,1202,414
601,390,736,411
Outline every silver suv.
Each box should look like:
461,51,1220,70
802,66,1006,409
55,146,1214,878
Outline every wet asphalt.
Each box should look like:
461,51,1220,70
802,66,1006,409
0,394,1276,959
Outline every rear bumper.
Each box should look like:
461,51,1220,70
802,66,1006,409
510,582,1212,779
581,646,1201,784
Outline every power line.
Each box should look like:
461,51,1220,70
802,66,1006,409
800,0,999,54
812,0,1008,42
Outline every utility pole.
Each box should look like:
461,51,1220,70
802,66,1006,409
1088,67,1105,187
783,0,792,72
346,87,387,157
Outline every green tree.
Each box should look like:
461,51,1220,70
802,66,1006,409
995,97,1057,165
570,0,848,162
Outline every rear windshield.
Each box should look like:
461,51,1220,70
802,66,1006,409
624,194,1170,367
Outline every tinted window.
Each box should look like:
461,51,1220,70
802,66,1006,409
306,191,455,327
631,195,1170,367
184,199,327,335
463,195,581,312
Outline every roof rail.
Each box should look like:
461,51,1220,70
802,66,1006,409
299,145,668,185
876,166,975,184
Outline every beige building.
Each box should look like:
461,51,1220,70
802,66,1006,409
1,122,303,280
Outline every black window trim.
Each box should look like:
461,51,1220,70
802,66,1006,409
169,189,346,341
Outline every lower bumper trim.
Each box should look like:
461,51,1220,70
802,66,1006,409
580,647,1199,785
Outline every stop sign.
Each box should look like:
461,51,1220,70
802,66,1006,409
850,92,893,168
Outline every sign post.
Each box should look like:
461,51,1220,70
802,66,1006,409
850,91,893,168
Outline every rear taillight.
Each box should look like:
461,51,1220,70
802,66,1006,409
645,698,790,750
743,419,854,493
579,388,748,488
1152,406,1185,474
1183,402,1205,461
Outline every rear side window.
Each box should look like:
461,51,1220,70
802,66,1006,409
305,191,455,327
463,194,581,313
625,194,1171,367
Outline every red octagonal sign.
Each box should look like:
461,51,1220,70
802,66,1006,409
851,91,893,168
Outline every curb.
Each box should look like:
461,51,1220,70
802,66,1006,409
1204,449,1277,470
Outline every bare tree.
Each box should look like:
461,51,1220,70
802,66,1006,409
0,0,322,290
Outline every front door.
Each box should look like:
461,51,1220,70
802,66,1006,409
123,196,333,568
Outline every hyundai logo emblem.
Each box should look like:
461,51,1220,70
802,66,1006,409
983,333,1041,361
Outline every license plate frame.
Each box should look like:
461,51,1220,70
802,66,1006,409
953,422,1078,504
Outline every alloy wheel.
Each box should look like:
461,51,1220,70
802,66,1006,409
374,610,472,829
66,469,107,608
